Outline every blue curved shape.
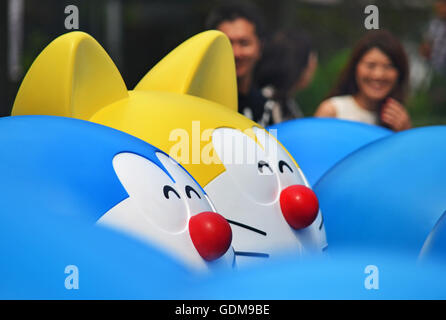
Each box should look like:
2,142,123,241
181,248,446,299
421,211,446,262
0,200,193,299
268,118,392,186
314,126,446,256
0,115,173,223
0,115,199,298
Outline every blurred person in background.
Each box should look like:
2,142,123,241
256,29,318,124
420,0,446,76
315,30,412,132
206,2,275,127
420,0,446,114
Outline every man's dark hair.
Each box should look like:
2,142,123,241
205,1,266,40
256,29,315,102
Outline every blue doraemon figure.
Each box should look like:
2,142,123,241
0,115,233,272
314,126,446,258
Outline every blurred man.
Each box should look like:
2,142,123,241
206,2,274,127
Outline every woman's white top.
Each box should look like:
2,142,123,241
329,95,379,125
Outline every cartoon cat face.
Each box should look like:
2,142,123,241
99,152,234,271
206,127,327,265
0,116,233,272
12,30,327,267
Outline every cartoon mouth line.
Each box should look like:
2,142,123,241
234,251,269,258
226,219,267,236
225,219,270,262
230,249,269,269
319,214,324,230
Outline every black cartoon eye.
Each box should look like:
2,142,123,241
163,185,180,199
185,185,201,199
258,160,273,174
278,160,293,173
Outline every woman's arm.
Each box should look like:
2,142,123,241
314,99,337,117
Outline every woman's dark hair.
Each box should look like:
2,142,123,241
328,29,409,104
256,29,314,100
205,1,266,41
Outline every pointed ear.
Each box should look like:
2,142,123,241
134,30,238,112
12,31,128,119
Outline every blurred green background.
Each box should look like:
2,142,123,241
2,0,445,126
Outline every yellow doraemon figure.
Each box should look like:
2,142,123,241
13,31,327,266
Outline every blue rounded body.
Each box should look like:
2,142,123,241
314,126,446,256
421,211,446,262
0,115,174,222
268,118,392,186
0,115,194,298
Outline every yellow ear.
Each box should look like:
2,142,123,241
12,31,128,119
134,30,237,112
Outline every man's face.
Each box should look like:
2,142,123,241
217,18,262,80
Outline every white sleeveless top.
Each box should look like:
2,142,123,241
329,95,379,125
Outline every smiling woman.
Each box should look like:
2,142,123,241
314,29,412,132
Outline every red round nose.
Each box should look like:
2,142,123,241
280,185,319,230
189,211,232,262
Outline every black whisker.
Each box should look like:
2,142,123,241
226,219,267,236
234,251,270,258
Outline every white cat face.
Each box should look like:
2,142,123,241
97,152,234,271
206,127,327,266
